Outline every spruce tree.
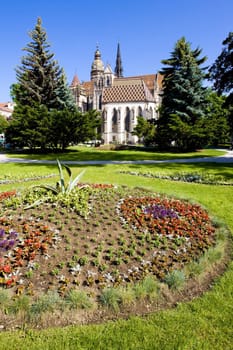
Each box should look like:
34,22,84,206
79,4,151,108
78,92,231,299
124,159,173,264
54,69,76,111
157,37,208,151
12,17,75,111
8,17,78,150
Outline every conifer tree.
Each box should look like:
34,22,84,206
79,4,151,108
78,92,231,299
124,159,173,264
12,17,75,111
157,37,208,151
8,18,79,150
54,69,76,111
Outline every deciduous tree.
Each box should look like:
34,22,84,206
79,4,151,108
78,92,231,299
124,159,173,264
209,32,233,136
132,116,156,146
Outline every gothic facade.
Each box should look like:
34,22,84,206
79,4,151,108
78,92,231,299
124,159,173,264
70,44,163,144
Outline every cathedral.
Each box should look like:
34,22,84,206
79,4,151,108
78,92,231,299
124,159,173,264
70,44,163,144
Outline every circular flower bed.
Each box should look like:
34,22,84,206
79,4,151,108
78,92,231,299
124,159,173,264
0,186,217,297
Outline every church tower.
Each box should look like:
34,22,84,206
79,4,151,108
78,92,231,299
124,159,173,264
91,46,104,82
91,46,105,110
114,43,123,78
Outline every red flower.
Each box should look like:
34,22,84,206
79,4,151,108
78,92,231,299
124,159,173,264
2,265,11,273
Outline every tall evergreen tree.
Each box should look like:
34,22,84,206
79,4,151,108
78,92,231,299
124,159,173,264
54,69,76,111
11,17,75,111
6,104,51,150
157,37,208,151
8,17,79,150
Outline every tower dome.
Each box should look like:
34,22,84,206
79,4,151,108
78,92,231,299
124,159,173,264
91,46,104,80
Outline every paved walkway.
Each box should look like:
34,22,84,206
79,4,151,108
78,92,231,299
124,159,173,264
0,150,232,164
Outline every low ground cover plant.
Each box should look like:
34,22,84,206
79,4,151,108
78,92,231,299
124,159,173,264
119,170,233,185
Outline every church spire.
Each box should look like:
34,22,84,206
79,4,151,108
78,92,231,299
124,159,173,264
114,43,123,78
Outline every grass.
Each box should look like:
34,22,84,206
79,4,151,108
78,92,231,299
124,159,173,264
4,145,225,161
0,148,232,349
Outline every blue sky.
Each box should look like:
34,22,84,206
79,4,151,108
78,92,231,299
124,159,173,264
0,0,232,102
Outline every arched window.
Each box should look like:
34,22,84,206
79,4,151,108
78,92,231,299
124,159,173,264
149,107,153,119
112,108,118,132
102,110,107,133
131,108,135,122
125,107,130,132
138,106,143,117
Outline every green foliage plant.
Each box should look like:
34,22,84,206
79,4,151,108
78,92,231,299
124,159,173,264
29,291,62,320
65,289,94,310
24,159,86,209
133,275,159,300
39,159,86,195
99,287,121,312
163,270,186,290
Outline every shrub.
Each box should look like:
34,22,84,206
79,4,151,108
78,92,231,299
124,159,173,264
164,270,186,290
134,275,159,300
65,289,94,310
99,287,121,311
29,291,62,319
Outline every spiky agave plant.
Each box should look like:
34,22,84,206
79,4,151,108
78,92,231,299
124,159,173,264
24,159,86,209
44,159,86,194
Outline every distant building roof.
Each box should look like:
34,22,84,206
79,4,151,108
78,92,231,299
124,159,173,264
0,102,14,114
128,73,163,92
82,81,94,95
70,74,81,87
102,77,155,103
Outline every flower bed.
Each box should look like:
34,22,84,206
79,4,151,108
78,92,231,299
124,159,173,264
119,170,233,185
0,185,217,297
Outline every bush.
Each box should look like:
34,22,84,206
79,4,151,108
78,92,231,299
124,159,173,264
164,270,186,290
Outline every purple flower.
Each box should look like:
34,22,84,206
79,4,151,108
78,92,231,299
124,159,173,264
8,239,16,248
0,229,5,239
0,240,7,248
144,205,178,219
9,231,18,240
0,229,19,256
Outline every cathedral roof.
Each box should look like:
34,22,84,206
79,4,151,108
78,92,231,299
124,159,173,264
128,73,163,92
82,81,94,94
70,74,81,87
102,77,155,103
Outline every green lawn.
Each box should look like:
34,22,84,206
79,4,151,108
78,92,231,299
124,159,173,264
5,146,225,161
0,151,232,350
